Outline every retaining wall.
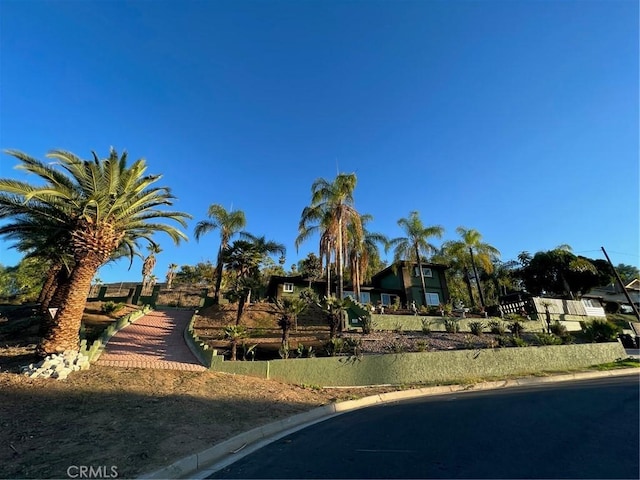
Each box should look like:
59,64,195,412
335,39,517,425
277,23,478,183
207,341,628,387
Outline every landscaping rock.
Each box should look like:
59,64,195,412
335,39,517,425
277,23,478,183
21,350,90,380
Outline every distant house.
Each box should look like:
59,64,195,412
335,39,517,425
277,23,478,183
583,279,640,312
266,261,450,308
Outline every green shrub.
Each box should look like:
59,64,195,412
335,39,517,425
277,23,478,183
393,322,404,333
416,340,428,352
469,321,485,336
512,336,528,347
549,321,568,337
584,319,619,343
488,320,506,335
604,302,620,314
386,340,406,353
324,338,345,356
535,333,563,345
101,301,123,315
360,316,374,334
444,317,460,333
343,337,363,356
421,319,432,335
507,320,525,338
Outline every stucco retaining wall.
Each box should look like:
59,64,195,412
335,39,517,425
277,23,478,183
208,342,628,387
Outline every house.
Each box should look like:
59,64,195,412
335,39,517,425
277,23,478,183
266,261,450,308
583,279,640,313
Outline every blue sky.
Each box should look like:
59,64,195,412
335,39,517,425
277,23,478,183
1,0,638,283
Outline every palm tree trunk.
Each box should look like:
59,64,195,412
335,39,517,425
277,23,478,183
337,218,344,300
469,248,486,307
213,246,224,305
415,245,428,307
39,267,71,337
235,294,246,325
38,262,62,308
463,266,476,307
38,258,99,356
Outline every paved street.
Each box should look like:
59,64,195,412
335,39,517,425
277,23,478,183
208,375,640,479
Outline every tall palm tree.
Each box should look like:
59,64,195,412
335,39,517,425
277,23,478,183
442,227,500,308
296,173,361,300
165,263,178,289
0,148,191,355
388,211,444,307
347,214,388,303
194,204,246,305
222,239,263,325
142,243,162,291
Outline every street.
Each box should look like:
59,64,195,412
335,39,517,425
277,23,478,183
208,375,639,479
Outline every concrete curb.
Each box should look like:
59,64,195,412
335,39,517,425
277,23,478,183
139,367,638,479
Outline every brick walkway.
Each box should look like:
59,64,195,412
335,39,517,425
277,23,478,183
95,309,207,371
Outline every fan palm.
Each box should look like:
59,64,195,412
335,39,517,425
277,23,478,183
347,214,388,303
388,211,444,306
0,148,190,354
441,227,500,308
194,204,246,304
142,243,162,290
296,173,361,300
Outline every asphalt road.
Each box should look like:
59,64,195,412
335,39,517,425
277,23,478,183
208,375,640,479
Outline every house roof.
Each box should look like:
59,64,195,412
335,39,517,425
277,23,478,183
626,279,640,291
370,260,448,282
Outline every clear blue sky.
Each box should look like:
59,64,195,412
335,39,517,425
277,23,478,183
1,0,638,283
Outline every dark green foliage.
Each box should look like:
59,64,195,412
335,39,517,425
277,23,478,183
100,301,122,315
469,321,485,336
604,302,620,314
584,319,619,343
535,333,563,345
488,319,506,335
360,315,374,334
507,320,525,338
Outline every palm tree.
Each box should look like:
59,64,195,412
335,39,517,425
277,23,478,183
165,263,178,289
347,214,388,303
296,173,361,300
194,204,246,305
222,239,263,325
274,297,307,358
388,211,444,307
442,227,500,308
0,148,191,355
142,243,162,291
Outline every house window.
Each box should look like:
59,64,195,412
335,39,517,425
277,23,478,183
425,292,440,306
283,283,294,293
414,267,433,278
381,293,398,306
342,291,372,304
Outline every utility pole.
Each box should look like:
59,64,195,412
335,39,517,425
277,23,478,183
601,246,640,320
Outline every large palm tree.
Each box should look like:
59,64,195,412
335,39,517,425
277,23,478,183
194,204,246,305
0,148,191,355
296,173,361,300
142,243,162,291
388,211,444,307
441,227,500,308
347,214,388,303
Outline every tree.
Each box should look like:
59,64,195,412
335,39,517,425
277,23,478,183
142,243,162,292
318,296,349,339
273,297,307,358
448,227,500,308
173,262,216,287
194,204,246,305
347,214,388,303
299,252,323,288
0,148,190,355
165,263,178,289
615,263,640,285
222,239,263,325
517,246,601,297
296,173,361,300
388,211,444,307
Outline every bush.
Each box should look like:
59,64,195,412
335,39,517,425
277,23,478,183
584,319,619,343
444,317,460,333
507,320,525,338
416,340,428,352
101,301,122,315
488,320,506,335
512,336,529,347
360,315,375,334
549,321,568,338
324,338,344,356
604,302,620,314
421,318,432,335
534,333,563,345
469,321,485,336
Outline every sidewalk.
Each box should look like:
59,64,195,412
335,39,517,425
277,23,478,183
95,309,207,371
